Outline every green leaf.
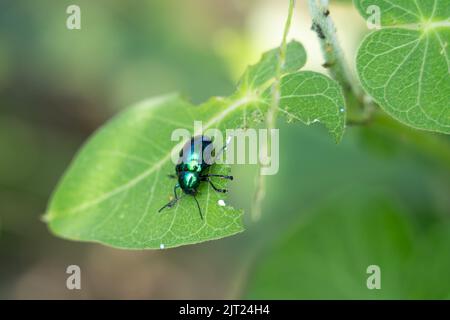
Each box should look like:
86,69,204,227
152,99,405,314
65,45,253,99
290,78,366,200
45,40,346,249
45,94,245,249
355,0,450,133
277,71,346,142
246,191,450,299
239,40,307,90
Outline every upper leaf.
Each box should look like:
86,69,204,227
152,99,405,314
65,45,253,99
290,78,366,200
355,0,449,26
238,40,307,90
355,0,450,133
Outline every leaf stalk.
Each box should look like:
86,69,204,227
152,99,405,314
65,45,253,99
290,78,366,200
251,0,295,221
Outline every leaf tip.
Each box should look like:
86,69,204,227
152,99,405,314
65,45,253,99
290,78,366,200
41,211,53,223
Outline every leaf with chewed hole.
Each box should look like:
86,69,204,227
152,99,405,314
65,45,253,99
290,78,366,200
277,71,346,142
239,40,307,89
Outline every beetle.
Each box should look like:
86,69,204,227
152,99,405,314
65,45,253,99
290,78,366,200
158,135,233,219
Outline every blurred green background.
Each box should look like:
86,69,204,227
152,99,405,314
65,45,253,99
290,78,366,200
1,0,449,299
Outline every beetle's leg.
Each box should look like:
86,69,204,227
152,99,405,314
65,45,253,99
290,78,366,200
167,174,177,179
193,195,203,220
173,184,180,200
158,200,176,212
158,184,180,212
201,173,233,180
202,178,228,193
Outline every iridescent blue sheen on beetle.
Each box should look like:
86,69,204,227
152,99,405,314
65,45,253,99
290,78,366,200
159,135,233,219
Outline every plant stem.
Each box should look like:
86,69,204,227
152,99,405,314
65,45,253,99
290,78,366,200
251,0,295,222
307,0,366,114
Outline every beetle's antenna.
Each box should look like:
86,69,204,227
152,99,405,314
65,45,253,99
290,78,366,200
213,135,232,163
193,195,203,220
220,136,232,154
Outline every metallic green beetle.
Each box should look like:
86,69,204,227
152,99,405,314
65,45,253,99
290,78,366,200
159,135,233,219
